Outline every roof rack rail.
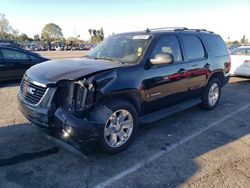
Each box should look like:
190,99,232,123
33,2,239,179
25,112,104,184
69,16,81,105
146,27,214,33
186,29,214,33
146,27,188,32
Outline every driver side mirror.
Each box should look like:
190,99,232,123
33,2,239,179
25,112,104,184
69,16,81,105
150,53,174,65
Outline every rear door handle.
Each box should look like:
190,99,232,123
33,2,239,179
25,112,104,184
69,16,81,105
178,68,186,74
204,63,211,68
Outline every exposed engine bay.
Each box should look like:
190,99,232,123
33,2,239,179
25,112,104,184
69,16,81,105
54,78,96,119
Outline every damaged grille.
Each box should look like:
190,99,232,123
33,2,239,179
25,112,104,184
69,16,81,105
73,85,88,110
21,77,47,105
56,81,95,118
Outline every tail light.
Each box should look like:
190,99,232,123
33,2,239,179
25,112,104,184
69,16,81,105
244,60,250,63
225,56,231,71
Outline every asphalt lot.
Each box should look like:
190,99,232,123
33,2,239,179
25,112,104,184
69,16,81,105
0,74,250,187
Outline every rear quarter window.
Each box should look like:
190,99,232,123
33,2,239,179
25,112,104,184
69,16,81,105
203,34,228,56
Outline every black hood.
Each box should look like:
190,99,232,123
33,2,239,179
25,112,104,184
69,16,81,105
26,58,124,85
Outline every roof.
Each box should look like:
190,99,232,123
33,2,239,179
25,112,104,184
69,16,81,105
115,27,216,37
238,46,250,48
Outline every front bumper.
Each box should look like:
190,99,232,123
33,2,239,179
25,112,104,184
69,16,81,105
18,91,103,155
51,107,103,155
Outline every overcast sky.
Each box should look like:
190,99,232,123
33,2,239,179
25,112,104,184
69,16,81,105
1,0,250,41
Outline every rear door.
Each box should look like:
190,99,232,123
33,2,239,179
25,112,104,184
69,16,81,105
180,34,210,95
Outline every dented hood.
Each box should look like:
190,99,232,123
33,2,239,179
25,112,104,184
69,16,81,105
26,58,123,85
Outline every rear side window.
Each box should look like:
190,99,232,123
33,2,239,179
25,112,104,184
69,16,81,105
245,48,250,55
203,34,228,56
182,35,205,61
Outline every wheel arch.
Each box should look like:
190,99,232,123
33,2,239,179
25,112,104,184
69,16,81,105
104,90,143,116
206,71,225,86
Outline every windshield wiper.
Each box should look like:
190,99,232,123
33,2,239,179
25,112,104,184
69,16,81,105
93,57,126,64
83,56,126,64
83,55,94,59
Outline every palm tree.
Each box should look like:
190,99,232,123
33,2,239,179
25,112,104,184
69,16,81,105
88,29,92,36
92,29,97,36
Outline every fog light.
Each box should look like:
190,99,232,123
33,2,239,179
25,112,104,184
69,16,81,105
62,127,72,138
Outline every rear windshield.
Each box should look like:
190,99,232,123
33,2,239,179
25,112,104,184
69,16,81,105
203,34,228,56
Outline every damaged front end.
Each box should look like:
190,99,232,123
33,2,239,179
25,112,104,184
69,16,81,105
49,78,100,155
18,70,116,156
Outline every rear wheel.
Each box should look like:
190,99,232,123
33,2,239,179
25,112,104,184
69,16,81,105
99,99,138,154
200,78,221,110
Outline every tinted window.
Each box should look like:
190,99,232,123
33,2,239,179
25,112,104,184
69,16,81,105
182,35,205,61
1,49,29,60
203,34,228,56
244,48,250,55
150,35,183,62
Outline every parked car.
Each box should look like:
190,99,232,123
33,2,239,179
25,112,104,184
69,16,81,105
230,46,250,77
18,28,230,155
228,44,240,53
83,44,93,50
0,46,49,82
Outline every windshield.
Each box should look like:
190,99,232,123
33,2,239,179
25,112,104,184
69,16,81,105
87,34,151,64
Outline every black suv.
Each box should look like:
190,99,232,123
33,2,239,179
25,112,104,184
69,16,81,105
18,27,230,155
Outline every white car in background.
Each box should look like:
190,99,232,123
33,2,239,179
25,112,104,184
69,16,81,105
230,46,250,77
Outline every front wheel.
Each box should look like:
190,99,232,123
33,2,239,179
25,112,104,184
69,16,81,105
99,99,138,154
200,78,221,110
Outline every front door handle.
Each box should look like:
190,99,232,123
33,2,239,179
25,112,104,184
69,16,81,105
178,68,186,74
204,63,211,68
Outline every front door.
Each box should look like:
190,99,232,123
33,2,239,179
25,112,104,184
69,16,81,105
142,35,189,113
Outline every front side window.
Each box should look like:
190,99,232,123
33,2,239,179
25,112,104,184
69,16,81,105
87,34,151,64
1,49,29,60
150,35,183,62
182,35,205,61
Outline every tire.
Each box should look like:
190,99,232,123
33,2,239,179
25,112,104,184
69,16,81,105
200,78,221,110
99,99,138,154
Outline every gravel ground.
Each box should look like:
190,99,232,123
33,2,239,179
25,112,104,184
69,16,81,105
0,75,250,188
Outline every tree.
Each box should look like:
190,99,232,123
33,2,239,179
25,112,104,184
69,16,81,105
18,33,32,42
100,28,104,37
12,29,19,40
41,23,63,42
240,35,246,44
33,34,40,41
88,28,104,44
92,29,97,37
0,13,12,39
88,29,92,36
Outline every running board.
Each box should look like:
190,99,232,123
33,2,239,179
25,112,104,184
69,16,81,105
139,98,202,124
